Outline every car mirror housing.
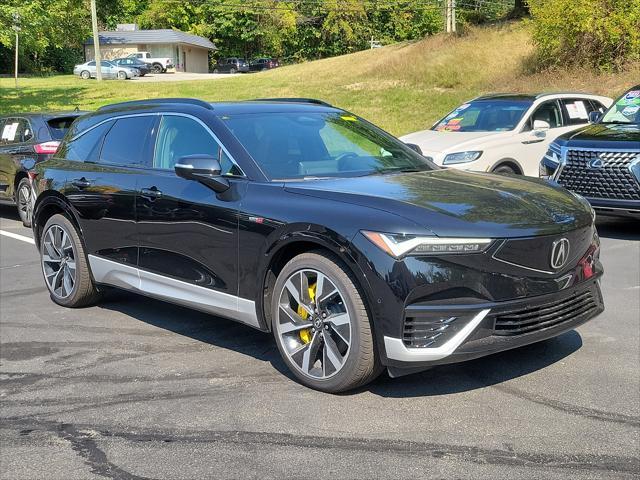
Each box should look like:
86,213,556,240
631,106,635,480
588,111,602,124
174,154,229,193
533,120,551,131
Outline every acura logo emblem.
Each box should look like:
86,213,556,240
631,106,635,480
551,238,570,270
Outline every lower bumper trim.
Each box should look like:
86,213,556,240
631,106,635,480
384,309,490,362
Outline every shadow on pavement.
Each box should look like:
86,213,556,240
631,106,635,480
98,289,583,396
596,216,640,241
0,204,20,222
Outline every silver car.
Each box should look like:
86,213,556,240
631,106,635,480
73,60,138,80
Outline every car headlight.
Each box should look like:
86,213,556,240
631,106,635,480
362,231,493,258
443,151,482,165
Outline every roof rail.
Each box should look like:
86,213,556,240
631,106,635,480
252,98,333,107
98,98,213,111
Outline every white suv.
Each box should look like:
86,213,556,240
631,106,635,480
400,93,612,177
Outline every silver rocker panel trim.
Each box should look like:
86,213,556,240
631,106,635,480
383,309,490,362
88,254,259,328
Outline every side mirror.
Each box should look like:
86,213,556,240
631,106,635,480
533,120,551,131
405,143,423,155
175,154,229,193
588,111,602,124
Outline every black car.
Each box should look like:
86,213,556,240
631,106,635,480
249,57,279,72
112,57,150,76
0,111,84,226
31,98,604,392
213,58,250,74
541,85,640,219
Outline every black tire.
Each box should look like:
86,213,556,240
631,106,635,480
117,70,127,80
492,164,518,175
16,177,33,227
80,70,90,80
229,67,237,74
271,251,381,393
152,63,163,74
40,214,100,308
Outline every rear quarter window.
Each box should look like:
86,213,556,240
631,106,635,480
47,116,80,140
57,121,113,162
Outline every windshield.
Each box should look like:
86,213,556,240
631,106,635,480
601,88,640,125
432,100,532,132
220,112,435,180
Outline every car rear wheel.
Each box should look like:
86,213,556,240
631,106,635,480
16,178,34,227
213,68,219,74
40,214,99,308
271,251,380,392
152,63,163,74
229,67,237,74
80,70,90,80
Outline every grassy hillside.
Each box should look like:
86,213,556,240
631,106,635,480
1,22,638,136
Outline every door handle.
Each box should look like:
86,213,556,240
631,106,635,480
141,186,162,200
71,178,92,189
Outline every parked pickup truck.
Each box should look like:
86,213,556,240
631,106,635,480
127,52,174,73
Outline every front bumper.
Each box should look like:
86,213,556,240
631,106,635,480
383,278,603,371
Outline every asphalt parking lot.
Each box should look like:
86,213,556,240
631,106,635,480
0,205,638,479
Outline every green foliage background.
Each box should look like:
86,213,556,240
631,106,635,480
528,0,640,71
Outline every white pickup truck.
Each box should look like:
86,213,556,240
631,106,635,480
127,52,174,73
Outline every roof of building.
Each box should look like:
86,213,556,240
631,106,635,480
85,29,216,50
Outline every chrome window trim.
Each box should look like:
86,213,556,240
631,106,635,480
384,309,490,362
65,111,246,177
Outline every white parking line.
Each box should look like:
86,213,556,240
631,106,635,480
0,230,35,245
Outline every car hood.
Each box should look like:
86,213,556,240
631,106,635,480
399,130,506,154
284,169,593,238
557,123,640,148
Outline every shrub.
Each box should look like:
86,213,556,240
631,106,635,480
528,0,640,71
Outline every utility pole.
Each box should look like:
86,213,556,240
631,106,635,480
90,0,102,81
12,13,20,88
445,0,456,34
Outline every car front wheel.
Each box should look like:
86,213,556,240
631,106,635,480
80,70,90,80
40,214,99,308
117,71,127,80
271,251,380,392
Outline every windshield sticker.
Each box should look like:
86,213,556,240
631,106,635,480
621,105,640,116
565,101,589,119
436,117,463,132
458,103,470,111
340,115,358,122
618,90,640,106
1,122,18,141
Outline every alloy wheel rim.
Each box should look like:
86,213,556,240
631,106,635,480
41,224,77,299
276,269,352,379
18,184,32,222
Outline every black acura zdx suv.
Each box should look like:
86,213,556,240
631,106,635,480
31,98,604,392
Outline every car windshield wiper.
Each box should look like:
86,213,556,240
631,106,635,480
366,166,429,176
601,120,635,125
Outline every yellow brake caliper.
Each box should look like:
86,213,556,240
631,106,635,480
298,283,316,344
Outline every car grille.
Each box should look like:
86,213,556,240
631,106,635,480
494,290,598,336
557,149,640,201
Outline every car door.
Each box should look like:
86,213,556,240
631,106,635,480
0,117,35,201
516,100,565,175
63,115,157,271
101,61,115,79
135,113,254,325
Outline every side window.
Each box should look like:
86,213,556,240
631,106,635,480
560,99,593,126
524,101,562,131
99,116,156,167
0,118,32,144
88,61,96,67
58,121,113,162
154,115,241,175
589,100,607,114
